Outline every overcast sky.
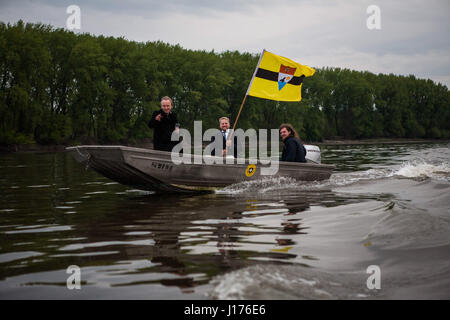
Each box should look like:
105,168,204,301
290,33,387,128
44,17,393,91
1,0,449,87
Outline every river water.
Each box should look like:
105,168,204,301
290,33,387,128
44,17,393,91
0,142,449,299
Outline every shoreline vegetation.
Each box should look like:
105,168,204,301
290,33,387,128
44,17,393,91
1,21,449,151
2,138,449,154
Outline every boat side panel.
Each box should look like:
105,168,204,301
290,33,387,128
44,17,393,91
125,154,333,187
67,146,333,190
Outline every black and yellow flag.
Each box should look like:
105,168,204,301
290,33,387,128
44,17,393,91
246,50,315,101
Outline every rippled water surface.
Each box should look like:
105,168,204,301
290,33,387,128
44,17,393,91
1,142,449,299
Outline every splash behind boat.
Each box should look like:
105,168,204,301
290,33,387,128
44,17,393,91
66,145,334,193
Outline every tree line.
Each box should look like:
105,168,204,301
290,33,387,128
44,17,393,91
1,21,449,147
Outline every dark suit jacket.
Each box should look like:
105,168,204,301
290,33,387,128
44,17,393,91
148,110,178,152
210,131,239,157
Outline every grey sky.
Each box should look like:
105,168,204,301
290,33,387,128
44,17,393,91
1,0,449,87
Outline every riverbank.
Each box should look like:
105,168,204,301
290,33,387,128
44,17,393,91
315,138,450,146
0,139,154,153
1,138,449,153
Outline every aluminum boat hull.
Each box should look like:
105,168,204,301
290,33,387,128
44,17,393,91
66,145,334,193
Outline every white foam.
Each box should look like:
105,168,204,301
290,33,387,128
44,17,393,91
216,156,449,195
207,265,343,300
395,161,450,180
209,268,253,300
216,176,300,195
329,168,395,186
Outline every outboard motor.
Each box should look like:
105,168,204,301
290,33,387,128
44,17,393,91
304,145,321,164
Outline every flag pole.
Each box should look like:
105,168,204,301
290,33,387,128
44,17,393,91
231,94,247,132
226,49,265,155
230,49,265,133
226,94,247,154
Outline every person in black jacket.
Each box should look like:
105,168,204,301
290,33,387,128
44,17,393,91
148,96,180,152
211,117,240,157
279,123,307,163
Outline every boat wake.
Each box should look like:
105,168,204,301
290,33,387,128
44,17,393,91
216,176,302,194
207,264,377,300
208,152,450,300
394,161,450,181
216,159,450,195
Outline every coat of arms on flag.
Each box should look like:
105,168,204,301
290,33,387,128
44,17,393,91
278,64,297,91
246,50,315,101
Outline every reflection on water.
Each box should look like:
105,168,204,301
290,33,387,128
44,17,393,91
0,142,449,299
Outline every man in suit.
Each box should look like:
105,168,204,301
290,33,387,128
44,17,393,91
211,117,239,157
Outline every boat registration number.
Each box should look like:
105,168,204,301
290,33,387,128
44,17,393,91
151,162,173,171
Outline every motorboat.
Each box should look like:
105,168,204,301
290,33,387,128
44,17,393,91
66,145,334,193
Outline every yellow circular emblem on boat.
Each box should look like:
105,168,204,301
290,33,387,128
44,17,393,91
245,164,256,177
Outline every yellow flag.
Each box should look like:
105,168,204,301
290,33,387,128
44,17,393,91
246,50,315,101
